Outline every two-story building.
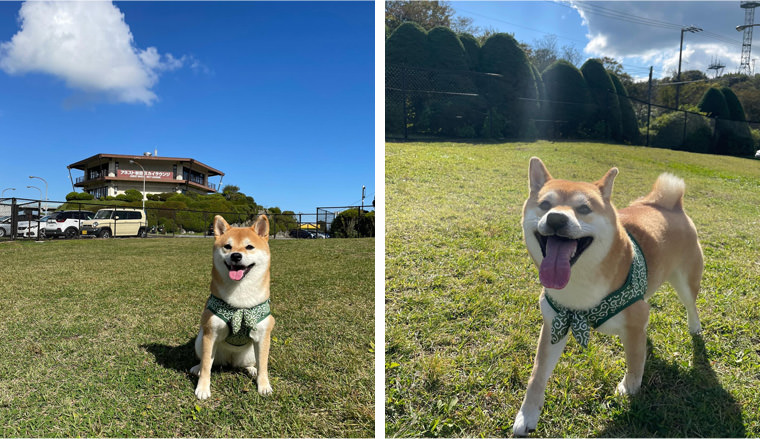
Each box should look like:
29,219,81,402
68,153,224,199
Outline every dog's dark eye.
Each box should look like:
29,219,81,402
576,205,592,215
538,200,551,210
246,245,254,250
223,244,232,250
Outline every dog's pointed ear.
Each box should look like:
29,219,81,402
595,167,619,201
214,215,230,237
529,157,552,195
252,214,269,241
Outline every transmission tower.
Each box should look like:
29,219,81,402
708,56,726,78
740,1,760,74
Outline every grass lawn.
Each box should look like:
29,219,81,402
385,140,760,437
0,237,374,437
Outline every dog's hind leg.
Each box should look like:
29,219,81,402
513,322,569,437
669,266,702,334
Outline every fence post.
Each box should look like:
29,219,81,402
402,65,408,140
10,198,17,240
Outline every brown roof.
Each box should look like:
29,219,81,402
67,153,224,176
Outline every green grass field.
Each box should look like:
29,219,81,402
0,237,374,437
386,140,760,437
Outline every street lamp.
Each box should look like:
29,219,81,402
26,185,42,210
1,187,15,197
29,176,48,214
129,159,146,212
676,25,702,109
737,24,760,31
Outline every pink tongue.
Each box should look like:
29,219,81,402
229,269,245,281
539,237,577,290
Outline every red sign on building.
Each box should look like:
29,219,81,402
118,170,173,180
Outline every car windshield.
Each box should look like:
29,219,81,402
94,210,113,219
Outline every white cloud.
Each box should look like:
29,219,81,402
0,1,191,105
567,1,746,78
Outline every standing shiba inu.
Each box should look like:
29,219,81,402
190,214,275,400
513,157,703,436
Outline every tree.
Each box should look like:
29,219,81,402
719,86,754,157
581,58,623,141
610,73,641,144
541,60,594,139
386,1,455,35
425,27,485,137
530,34,559,73
478,33,539,138
386,22,428,67
458,33,480,71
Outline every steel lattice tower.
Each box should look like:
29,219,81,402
740,1,760,74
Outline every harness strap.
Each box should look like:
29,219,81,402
544,232,647,348
206,295,271,346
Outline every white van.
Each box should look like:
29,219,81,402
80,208,147,238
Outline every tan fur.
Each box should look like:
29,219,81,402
191,214,276,400
513,158,703,436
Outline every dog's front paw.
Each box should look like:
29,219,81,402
513,410,537,437
257,378,273,396
195,384,212,400
615,377,641,396
245,366,258,378
189,364,201,377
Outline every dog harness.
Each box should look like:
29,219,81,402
544,232,647,349
206,295,271,346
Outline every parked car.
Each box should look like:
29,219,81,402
290,229,315,239
46,210,94,239
80,208,147,238
0,216,10,237
0,215,50,238
17,219,46,238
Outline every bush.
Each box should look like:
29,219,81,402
541,60,594,139
424,27,485,137
386,22,428,67
478,33,539,139
610,73,641,144
581,58,623,142
330,209,375,238
651,110,711,153
65,192,94,201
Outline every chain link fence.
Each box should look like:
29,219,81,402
386,63,759,157
0,198,374,241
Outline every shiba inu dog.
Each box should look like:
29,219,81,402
513,157,703,436
190,214,275,400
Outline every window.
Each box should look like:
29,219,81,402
89,187,108,200
182,168,206,186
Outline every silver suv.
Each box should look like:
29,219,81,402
46,210,94,239
80,208,147,238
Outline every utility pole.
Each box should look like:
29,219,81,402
646,66,653,146
676,26,702,109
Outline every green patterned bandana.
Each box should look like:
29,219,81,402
544,233,647,349
206,295,271,346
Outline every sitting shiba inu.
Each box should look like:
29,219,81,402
513,158,703,436
190,214,275,400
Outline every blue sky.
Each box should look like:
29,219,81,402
0,1,374,214
452,1,747,81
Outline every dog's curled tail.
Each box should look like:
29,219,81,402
637,173,685,210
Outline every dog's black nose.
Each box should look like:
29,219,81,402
230,252,243,263
546,212,568,231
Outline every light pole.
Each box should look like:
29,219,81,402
1,188,15,197
676,25,702,110
129,159,147,212
29,176,48,214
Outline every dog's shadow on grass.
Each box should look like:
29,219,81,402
597,334,745,437
142,338,197,381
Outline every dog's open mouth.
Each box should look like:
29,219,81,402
535,232,593,290
225,262,256,281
